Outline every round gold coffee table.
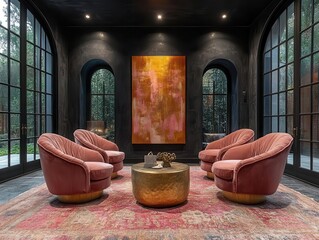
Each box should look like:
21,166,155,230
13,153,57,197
131,162,190,208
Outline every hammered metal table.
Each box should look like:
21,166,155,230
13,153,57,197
131,162,190,208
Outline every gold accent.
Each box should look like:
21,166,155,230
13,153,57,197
111,172,118,179
57,191,103,203
131,162,190,208
207,171,214,180
222,191,266,204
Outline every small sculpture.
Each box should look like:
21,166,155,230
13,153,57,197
156,152,176,168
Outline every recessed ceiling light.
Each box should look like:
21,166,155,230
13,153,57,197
85,14,91,19
221,14,227,19
157,14,162,20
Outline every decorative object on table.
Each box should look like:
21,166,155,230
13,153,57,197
156,152,176,168
144,151,158,168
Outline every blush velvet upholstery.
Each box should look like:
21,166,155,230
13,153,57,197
73,129,125,174
212,132,294,196
37,133,113,196
198,129,255,173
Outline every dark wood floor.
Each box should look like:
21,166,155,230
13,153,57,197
0,168,318,204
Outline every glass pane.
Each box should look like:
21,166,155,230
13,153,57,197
264,73,271,95
279,67,286,91
313,83,319,112
35,47,40,69
46,53,52,74
46,74,52,93
203,95,214,132
271,20,279,47
263,117,271,134
203,69,214,94
27,90,34,113
0,55,8,83
0,141,9,169
10,33,20,60
9,0,20,35
27,114,34,137
27,42,34,66
10,114,19,138
301,0,313,31
313,53,319,83
10,140,20,166
0,0,8,28
272,70,278,93
26,10,34,43
279,43,286,66
46,95,52,114
0,84,8,111
279,10,287,42
279,92,286,115
287,90,294,114
264,51,271,72
265,34,271,52
35,19,40,47
0,27,8,55
272,116,278,132
279,116,286,132
300,57,311,86
301,29,312,57
10,86,19,112
300,142,311,169
264,95,271,116
41,27,45,48
272,47,278,70
313,142,319,172
41,93,45,113
41,49,45,71
35,69,40,90
46,116,53,132
27,138,35,162
287,63,294,89
46,36,51,53
214,95,227,133
41,72,45,92
26,66,34,90
287,39,294,63
315,0,319,23
314,24,319,52
35,115,40,135
10,59,19,86
300,86,311,113
287,3,294,38
272,94,278,115
300,115,311,140
105,95,115,140
35,92,40,113
287,116,294,137
313,114,319,141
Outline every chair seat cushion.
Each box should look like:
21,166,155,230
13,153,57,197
198,149,220,163
85,162,113,181
105,150,125,164
212,160,241,181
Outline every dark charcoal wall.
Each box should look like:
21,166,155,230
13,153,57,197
65,27,249,162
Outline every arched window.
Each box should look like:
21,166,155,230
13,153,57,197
0,0,54,180
89,68,115,141
202,67,228,138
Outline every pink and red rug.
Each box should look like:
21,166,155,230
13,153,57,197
0,166,318,239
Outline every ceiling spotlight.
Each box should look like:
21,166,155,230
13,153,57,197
157,14,162,20
221,14,227,19
85,14,91,19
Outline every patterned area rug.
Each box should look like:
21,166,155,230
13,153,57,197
0,166,318,239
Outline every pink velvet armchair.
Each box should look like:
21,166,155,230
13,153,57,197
37,133,114,203
212,132,293,204
74,129,125,178
198,129,254,179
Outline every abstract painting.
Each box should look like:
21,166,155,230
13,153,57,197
132,56,186,144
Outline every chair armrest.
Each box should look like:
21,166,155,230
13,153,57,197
205,137,225,150
100,138,119,151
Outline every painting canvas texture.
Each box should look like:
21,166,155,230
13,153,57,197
132,56,186,144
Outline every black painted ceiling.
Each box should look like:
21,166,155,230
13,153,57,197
30,0,275,27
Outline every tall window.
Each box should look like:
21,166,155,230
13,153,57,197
0,0,54,175
202,68,228,134
262,0,319,183
90,69,115,140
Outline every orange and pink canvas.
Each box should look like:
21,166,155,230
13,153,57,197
132,56,186,144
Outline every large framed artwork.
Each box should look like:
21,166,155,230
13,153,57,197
132,56,186,144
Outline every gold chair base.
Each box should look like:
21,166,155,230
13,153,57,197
57,191,103,203
207,171,214,180
111,172,118,179
222,191,266,204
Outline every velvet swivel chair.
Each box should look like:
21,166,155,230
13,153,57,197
212,132,294,204
37,133,114,203
73,129,125,178
198,129,254,179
